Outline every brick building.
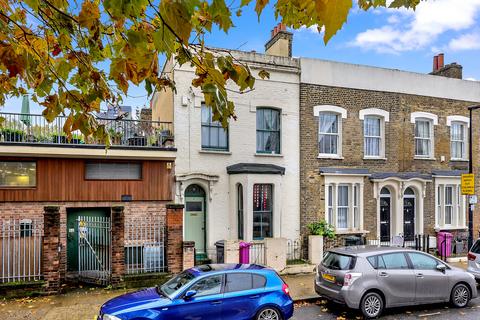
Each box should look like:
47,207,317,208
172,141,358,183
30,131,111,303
0,114,191,290
299,55,480,244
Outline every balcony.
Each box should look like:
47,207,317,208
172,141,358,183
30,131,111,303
0,112,176,159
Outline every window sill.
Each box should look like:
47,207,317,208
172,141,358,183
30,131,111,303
318,154,344,160
450,158,469,162
335,229,370,235
363,157,387,161
435,226,468,232
199,149,231,155
414,156,436,161
255,153,283,158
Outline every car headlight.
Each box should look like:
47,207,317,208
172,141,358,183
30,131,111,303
103,314,122,320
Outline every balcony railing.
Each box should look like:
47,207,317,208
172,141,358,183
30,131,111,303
0,112,174,149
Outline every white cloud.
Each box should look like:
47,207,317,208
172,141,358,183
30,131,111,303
351,0,480,53
465,77,477,81
448,32,480,51
295,25,325,34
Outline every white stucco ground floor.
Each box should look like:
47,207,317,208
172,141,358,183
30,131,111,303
174,163,300,261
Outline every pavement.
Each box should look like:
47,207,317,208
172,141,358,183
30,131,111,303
0,260,474,320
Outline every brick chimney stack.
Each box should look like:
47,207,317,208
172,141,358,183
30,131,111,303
430,53,462,79
265,22,293,58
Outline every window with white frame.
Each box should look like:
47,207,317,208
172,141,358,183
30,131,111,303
450,121,467,160
201,103,228,150
325,182,363,231
435,181,466,229
318,112,340,156
364,116,382,157
415,119,433,157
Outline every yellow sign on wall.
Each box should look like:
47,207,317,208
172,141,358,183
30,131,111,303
461,174,475,195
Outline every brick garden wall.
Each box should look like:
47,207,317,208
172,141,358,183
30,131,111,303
300,83,480,239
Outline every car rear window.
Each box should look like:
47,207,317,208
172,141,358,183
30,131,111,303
471,240,480,254
322,252,355,270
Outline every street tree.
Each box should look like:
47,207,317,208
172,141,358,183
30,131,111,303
0,0,422,142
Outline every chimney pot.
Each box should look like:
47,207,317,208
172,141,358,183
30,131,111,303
274,26,278,36
433,55,438,71
271,29,274,38
438,53,444,69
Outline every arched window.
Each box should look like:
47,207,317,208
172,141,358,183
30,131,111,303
360,108,389,159
404,187,415,196
380,187,391,195
314,105,347,158
237,184,244,240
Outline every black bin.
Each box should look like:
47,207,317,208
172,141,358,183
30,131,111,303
215,240,225,263
345,235,363,246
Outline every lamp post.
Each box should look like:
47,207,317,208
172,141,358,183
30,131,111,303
468,105,480,250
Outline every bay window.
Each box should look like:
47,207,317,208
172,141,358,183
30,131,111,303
253,184,273,239
435,181,466,229
325,182,363,231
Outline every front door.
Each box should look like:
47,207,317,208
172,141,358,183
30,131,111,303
185,196,206,255
403,198,415,241
380,197,391,242
66,208,109,272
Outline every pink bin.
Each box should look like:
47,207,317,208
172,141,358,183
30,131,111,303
239,241,251,264
437,232,453,257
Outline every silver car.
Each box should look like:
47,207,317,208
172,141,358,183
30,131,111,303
315,246,477,319
467,238,480,281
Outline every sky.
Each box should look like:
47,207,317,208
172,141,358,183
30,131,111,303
3,0,480,116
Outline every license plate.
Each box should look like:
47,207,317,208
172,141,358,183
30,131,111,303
322,273,335,282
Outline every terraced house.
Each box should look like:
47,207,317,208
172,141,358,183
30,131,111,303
299,55,480,247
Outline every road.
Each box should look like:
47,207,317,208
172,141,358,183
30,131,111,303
292,298,480,319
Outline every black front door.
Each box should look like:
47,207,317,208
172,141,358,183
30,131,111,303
380,197,391,242
403,198,415,241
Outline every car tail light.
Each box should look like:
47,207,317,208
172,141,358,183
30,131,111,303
282,283,290,296
343,273,362,287
468,252,476,261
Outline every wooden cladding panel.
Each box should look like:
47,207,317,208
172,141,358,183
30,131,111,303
0,159,173,202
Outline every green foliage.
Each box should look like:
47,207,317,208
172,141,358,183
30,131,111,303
307,220,336,239
0,0,424,139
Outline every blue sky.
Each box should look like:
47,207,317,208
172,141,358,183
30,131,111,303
3,0,480,115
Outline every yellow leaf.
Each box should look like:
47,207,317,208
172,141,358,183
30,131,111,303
78,1,100,29
316,0,352,44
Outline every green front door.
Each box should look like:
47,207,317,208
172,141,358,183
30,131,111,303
66,208,109,271
185,197,206,255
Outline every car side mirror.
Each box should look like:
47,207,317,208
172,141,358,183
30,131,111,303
436,264,446,273
183,290,197,300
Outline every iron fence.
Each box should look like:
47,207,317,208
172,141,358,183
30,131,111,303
365,234,435,253
249,241,266,265
125,216,167,274
287,239,304,265
0,219,43,283
78,216,111,285
0,112,174,148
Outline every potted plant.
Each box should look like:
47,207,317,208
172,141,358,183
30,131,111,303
1,128,25,142
68,133,84,144
51,132,67,144
108,128,123,145
307,220,335,265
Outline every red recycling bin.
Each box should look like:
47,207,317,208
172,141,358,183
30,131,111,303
437,232,453,257
239,241,251,264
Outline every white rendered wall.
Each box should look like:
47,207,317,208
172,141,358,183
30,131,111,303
170,56,301,258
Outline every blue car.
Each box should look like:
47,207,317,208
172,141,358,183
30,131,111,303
99,264,293,320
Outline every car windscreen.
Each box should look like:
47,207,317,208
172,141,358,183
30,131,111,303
160,271,196,298
322,252,355,270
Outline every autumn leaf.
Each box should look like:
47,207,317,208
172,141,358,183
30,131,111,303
78,1,100,30
258,69,270,79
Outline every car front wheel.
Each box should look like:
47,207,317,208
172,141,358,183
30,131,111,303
451,283,471,308
360,292,384,319
255,306,282,320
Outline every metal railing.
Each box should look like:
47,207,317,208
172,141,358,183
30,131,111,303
0,112,174,148
287,239,304,265
0,219,43,283
249,241,266,265
365,234,435,253
125,216,167,274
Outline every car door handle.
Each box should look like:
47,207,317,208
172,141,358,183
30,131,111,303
416,273,424,278
379,272,389,277
211,301,222,305
249,295,260,299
